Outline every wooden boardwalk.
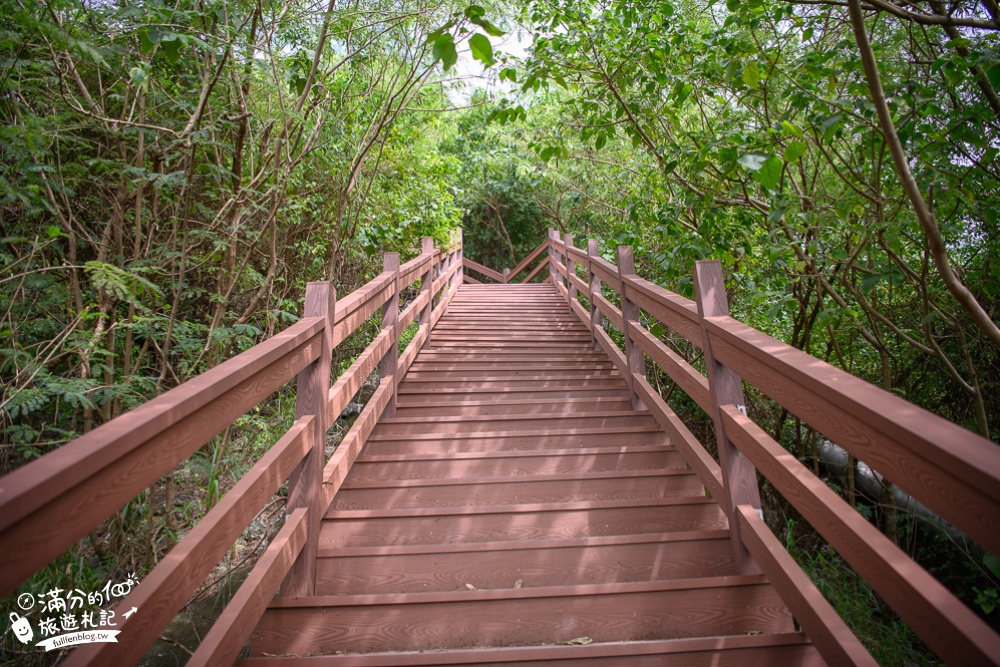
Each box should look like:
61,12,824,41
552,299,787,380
242,283,818,665
3,232,998,666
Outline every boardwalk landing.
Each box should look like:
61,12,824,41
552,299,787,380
242,283,821,665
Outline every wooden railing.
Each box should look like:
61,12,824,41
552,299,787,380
462,241,548,285
0,232,464,666
542,227,1000,666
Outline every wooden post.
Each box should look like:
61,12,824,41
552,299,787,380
380,253,400,417
693,259,762,575
564,233,576,312
419,237,434,348
454,228,464,288
547,228,557,285
502,267,510,284
587,239,603,351
616,246,646,410
282,281,335,597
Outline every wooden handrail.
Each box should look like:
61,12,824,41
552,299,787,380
0,231,463,665
547,228,1000,666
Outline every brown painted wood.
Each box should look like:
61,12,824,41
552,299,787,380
237,633,821,666
379,253,400,417
462,274,482,284
587,239,603,351
623,274,703,347
721,405,1000,665
591,291,624,330
630,323,711,413
0,319,323,597
62,420,313,667
250,576,790,655
284,281,335,597
326,329,392,424
705,314,1000,558
188,507,308,667
332,274,393,347
694,260,761,575
316,533,736,594
464,258,504,282
508,240,549,280
736,505,876,666
617,246,648,410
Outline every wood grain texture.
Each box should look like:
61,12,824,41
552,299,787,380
62,420,312,667
250,577,791,655
0,328,322,597
188,507,308,667
722,405,1000,665
508,241,549,281
736,505,876,667
694,260,761,575
587,239,603,350
617,246,647,410
705,314,1000,557
464,259,504,283
236,633,820,666
623,274,703,347
326,329,392,425
630,324,711,412
398,252,434,288
379,253,400,418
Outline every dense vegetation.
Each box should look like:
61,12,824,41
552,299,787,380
2,0,999,663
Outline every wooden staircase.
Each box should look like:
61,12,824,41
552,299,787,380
241,283,820,665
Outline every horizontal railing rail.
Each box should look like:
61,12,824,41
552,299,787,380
462,240,549,284
0,231,464,666
546,228,1000,666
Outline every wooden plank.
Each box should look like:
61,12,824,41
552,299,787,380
396,324,429,379
705,314,1000,557
464,258,504,282
398,252,434,288
630,324,711,413
251,576,789,656
508,241,549,280
589,254,620,289
322,378,394,510
593,325,629,378
326,329,392,425
0,324,323,598
62,420,313,667
566,244,588,264
587,240,603,350
379,253,400,418
463,274,482,284
236,632,821,666
735,505,876,667
332,274,393,347
564,234,577,306
322,497,725,548
617,246,646,410
624,275,703,348
591,292,624,331
519,259,548,284
398,290,430,331
285,282,335,597
694,260,761,574
633,375,724,502
568,272,588,295
187,507,309,667
316,533,735,595
720,405,1000,666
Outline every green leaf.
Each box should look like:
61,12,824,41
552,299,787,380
989,65,1000,91
499,67,517,83
860,273,884,292
780,121,804,139
469,14,504,37
469,33,494,66
432,34,458,70
737,152,769,171
742,62,760,89
985,553,1000,579
752,156,783,189
784,140,807,162
161,37,181,64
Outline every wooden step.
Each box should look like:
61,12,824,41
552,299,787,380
394,397,632,417
249,577,793,656
332,470,705,510
320,498,728,549
373,412,657,435
345,447,686,481
396,387,632,403
238,633,822,666
363,427,669,454
315,531,737,594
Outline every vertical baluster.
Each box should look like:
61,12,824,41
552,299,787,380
419,237,434,349
564,234,576,313
380,253,400,418
587,239,603,352
283,281,335,597
616,246,647,410
694,259,762,574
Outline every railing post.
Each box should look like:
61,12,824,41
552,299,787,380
454,228,464,288
616,246,647,410
547,228,557,285
587,239,603,351
693,259,762,575
283,281,335,597
564,233,576,312
380,252,400,418
419,237,434,348
502,267,510,284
